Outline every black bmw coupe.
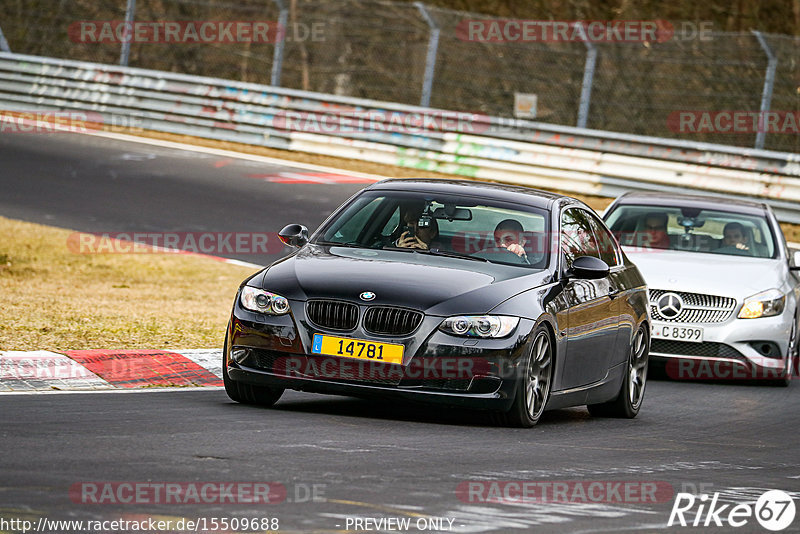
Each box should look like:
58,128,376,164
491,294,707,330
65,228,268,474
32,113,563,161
224,179,649,427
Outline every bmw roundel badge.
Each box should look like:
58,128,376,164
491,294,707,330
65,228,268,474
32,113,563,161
360,291,376,301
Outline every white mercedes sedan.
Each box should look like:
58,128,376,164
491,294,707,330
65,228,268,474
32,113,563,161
604,192,800,385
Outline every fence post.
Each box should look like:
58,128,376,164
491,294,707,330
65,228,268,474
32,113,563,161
0,23,10,53
270,0,288,87
414,2,440,108
752,30,777,150
119,0,136,66
576,23,597,129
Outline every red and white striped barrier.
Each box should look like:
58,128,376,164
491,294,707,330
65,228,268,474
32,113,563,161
0,349,224,392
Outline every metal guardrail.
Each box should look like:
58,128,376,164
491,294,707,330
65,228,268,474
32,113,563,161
1,52,799,222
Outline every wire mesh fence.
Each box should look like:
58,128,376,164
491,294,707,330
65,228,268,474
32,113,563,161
1,0,797,152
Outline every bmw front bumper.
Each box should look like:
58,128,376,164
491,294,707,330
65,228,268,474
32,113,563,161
226,299,536,411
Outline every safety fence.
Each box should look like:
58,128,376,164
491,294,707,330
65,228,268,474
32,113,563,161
1,0,798,152
1,52,799,221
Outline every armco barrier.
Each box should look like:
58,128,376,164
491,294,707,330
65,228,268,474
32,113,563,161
1,52,798,221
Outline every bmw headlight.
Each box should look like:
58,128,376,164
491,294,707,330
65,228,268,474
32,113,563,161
240,286,291,315
738,289,785,319
439,315,519,338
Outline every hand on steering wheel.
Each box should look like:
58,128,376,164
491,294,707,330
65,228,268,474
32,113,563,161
501,243,529,264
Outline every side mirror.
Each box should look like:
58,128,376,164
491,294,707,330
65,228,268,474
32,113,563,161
790,249,800,271
278,224,309,248
568,256,610,280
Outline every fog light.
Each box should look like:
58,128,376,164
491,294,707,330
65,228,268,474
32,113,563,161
748,341,782,359
231,348,249,364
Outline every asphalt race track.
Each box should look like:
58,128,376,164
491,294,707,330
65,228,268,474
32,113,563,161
2,132,800,533
0,132,369,266
2,384,799,533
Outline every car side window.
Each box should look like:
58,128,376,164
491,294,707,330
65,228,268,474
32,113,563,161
560,208,600,270
585,211,620,267
329,197,385,243
380,206,400,237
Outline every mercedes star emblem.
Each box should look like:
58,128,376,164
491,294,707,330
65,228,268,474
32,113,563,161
657,292,683,319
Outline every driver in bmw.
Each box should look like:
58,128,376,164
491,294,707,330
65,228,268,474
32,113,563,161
493,219,528,261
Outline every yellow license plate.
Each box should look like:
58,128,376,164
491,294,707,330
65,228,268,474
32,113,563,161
311,334,404,364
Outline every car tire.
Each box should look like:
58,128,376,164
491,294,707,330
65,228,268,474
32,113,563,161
588,324,649,418
223,334,284,407
494,326,553,428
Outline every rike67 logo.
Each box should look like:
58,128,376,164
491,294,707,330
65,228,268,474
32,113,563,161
668,490,796,531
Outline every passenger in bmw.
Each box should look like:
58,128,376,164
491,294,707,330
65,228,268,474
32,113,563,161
394,201,440,250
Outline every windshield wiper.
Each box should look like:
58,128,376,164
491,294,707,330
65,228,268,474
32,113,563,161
316,241,366,249
422,249,490,263
323,243,490,263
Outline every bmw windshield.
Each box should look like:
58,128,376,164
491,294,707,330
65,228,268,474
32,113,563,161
315,191,551,268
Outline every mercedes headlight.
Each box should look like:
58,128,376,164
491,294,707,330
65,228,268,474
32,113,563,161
240,286,291,315
439,315,519,338
738,289,785,319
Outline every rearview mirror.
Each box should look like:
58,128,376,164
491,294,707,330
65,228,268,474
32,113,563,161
568,256,610,280
677,215,705,229
278,224,309,248
431,206,472,221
